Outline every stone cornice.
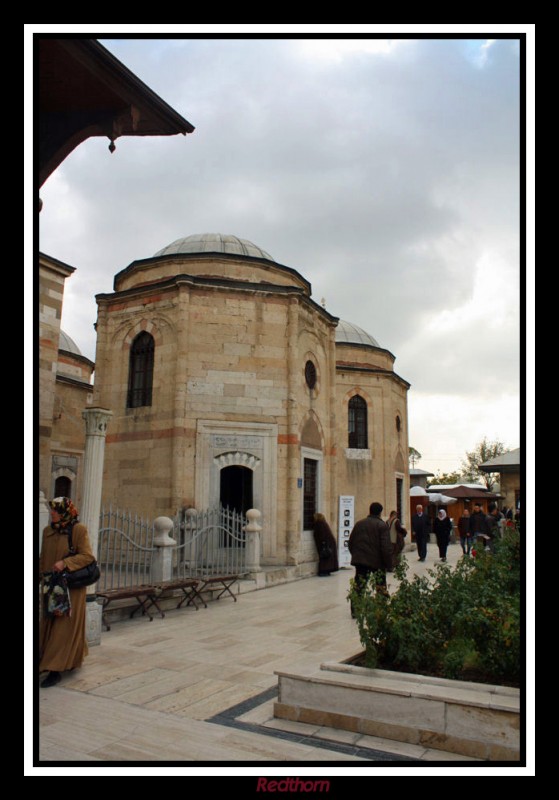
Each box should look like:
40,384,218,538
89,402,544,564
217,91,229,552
113,251,312,295
97,273,339,325
335,362,411,389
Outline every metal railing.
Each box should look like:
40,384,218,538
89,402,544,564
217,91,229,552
96,505,248,590
97,506,155,590
173,505,247,579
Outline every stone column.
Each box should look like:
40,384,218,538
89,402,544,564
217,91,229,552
285,298,300,565
81,407,112,646
151,516,176,583
244,508,262,573
171,286,191,510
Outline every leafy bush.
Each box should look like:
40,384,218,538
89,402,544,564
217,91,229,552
348,529,521,684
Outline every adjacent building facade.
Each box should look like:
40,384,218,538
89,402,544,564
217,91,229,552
92,234,410,569
39,253,95,509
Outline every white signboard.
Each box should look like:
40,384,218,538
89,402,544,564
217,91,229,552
338,495,355,568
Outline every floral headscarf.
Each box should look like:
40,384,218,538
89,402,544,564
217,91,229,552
49,497,79,530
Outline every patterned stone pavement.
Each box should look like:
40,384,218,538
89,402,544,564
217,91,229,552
36,542,483,765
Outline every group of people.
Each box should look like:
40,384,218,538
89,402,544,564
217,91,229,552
315,498,509,618
411,504,452,563
457,502,505,555
313,503,408,617
312,505,408,580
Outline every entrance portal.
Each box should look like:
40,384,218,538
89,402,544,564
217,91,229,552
220,465,253,515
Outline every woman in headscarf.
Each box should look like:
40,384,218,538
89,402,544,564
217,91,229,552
39,498,96,688
433,508,452,563
387,510,407,567
312,513,339,576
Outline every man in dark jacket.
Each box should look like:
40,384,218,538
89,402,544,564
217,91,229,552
348,502,393,617
470,503,489,543
411,504,431,562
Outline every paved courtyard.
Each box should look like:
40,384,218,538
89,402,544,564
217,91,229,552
37,541,482,765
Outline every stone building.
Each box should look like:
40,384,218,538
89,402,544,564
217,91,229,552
479,448,521,512
39,253,95,508
93,234,410,570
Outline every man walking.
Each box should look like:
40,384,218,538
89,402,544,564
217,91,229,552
348,502,393,617
470,502,490,550
411,504,431,562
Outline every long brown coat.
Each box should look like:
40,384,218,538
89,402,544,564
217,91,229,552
39,523,95,673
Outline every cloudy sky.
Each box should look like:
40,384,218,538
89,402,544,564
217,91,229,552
36,29,529,475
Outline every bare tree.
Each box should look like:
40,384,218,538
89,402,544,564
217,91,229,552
461,437,507,490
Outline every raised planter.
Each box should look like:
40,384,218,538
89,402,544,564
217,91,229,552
274,659,520,761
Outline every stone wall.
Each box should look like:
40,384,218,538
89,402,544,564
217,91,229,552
39,254,74,495
335,344,409,525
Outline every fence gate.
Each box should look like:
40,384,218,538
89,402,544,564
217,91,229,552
173,505,247,580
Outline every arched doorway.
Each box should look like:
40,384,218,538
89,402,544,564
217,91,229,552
220,465,253,515
54,475,72,499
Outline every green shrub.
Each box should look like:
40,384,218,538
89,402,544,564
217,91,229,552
348,529,521,684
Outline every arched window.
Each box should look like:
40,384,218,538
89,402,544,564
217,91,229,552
127,332,154,408
348,395,368,449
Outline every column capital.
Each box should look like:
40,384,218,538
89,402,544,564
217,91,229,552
82,407,113,436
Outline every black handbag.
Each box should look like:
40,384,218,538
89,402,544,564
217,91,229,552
64,525,100,588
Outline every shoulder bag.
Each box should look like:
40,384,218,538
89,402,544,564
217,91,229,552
64,525,101,588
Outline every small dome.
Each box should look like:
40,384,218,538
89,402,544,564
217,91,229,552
59,330,82,355
335,320,380,348
154,233,275,261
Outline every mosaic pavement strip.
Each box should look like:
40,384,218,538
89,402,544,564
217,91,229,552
206,687,416,763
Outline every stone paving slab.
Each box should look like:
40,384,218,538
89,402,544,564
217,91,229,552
35,544,515,766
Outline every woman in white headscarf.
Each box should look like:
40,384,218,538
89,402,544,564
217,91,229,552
433,509,452,563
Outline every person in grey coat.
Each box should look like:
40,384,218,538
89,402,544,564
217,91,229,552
348,502,393,617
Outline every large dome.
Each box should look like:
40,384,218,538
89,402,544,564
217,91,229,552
154,233,275,261
58,330,82,355
335,320,380,348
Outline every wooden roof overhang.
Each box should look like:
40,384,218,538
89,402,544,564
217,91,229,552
39,38,194,186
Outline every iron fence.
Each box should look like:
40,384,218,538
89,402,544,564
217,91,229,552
173,505,247,579
97,505,155,590
96,505,248,590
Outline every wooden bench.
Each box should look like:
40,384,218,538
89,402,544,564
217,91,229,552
96,585,163,630
153,578,204,610
195,574,239,605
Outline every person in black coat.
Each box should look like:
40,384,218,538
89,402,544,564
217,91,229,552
312,513,339,576
458,508,472,555
433,509,452,562
411,504,431,562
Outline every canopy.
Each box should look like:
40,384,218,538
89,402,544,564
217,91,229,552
410,486,429,496
427,493,456,505
428,485,495,500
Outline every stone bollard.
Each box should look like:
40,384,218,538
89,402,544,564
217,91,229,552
151,516,177,584
244,508,262,573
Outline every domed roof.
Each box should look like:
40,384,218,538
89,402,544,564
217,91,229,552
335,320,380,348
59,330,82,355
153,233,275,261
